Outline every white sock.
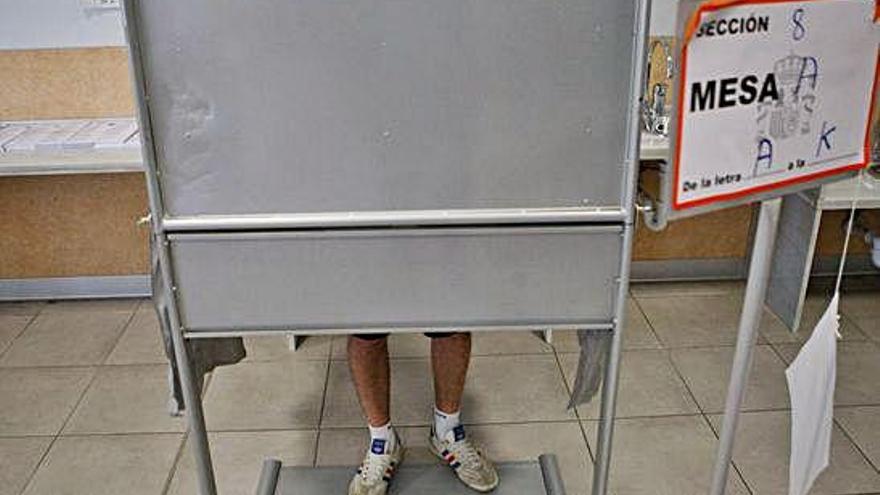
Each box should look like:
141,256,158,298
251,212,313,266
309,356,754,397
368,421,396,455
434,407,463,441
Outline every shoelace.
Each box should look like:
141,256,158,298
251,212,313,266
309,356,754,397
358,453,392,482
447,438,484,468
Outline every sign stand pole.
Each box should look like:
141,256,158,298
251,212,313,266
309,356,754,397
708,198,782,495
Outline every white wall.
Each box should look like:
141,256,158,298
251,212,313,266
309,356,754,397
0,0,125,50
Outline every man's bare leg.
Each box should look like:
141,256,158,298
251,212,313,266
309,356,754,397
429,332,499,492
347,335,402,495
430,333,471,414
348,335,391,426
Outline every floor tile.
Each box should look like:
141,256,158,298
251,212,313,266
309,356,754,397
317,422,594,495
708,411,880,494
462,355,576,424
22,433,182,495
470,330,556,356
0,367,93,436
0,301,45,317
323,354,574,427
637,294,781,347
670,345,790,413
243,335,331,362
835,406,880,469
168,430,317,495
560,350,698,419
841,290,880,342
3,289,877,495
552,300,661,353
0,309,132,367
322,359,435,427
583,416,749,495
0,437,52,495
0,314,32,356
847,312,880,343
105,304,167,365
775,341,880,406
466,422,593,495
761,294,867,343
839,291,880,319
204,360,327,431
63,364,185,434
316,426,437,466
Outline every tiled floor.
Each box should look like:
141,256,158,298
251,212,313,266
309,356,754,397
1,282,879,495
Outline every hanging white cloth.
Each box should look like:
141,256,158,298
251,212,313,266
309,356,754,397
785,293,838,495
785,169,866,495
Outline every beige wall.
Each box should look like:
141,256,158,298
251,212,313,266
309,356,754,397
0,173,149,278
0,47,133,121
0,47,145,278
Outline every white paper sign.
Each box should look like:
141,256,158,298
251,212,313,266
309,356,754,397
673,0,878,210
785,294,838,495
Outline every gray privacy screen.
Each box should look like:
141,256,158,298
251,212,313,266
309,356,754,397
169,226,621,331
135,0,636,217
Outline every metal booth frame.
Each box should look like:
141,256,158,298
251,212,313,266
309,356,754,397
121,0,652,493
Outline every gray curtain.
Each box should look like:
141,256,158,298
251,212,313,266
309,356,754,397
567,329,611,409
151,234,246,416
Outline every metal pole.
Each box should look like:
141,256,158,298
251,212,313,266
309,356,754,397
120,2,219,493
708,198,782,494
539,454,568,495
591,0,650,483
255,459,283,495
156,238,218,495
591,221,635,495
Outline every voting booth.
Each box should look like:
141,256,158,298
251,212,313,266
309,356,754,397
122,0,650,494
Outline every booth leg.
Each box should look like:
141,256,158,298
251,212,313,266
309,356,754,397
708,199,782,495
157,241,219,495
177,348,218,495
591,317,624,495
591,222,634,495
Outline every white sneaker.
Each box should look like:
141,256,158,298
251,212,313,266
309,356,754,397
430,425,500,492
348,434,404,495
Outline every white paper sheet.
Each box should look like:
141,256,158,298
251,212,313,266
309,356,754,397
785,293,838,495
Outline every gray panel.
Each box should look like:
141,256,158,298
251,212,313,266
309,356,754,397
170,226,621,331
271,462,552,495
132,0,635,216
765,191,821,332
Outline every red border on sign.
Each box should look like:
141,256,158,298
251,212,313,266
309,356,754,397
672,0,880,211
